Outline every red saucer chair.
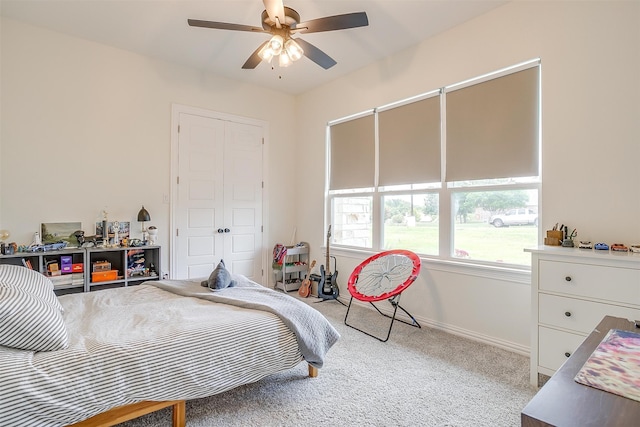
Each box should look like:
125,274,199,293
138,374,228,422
344,249,421,342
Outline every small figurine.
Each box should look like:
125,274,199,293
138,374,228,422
112,221,120,247
32,231,42,247
147,226,158,245
101,209,109,247
74,230,98,248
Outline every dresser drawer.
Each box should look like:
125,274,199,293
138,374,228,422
538,326,586,372
539,259,640,304
539,293,640,334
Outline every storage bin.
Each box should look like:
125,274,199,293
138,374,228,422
91,270,118,282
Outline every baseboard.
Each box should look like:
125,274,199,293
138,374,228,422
341,297,530,357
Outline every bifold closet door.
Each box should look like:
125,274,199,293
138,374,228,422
175,113,263,280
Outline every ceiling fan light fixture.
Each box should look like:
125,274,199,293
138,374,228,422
278,50,292,67
285,39,303,61
258,44,275,62
268,34,284,55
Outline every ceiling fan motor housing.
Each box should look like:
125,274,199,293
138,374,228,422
261,7,300,30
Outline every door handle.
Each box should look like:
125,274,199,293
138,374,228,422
217,228,224,233
224,228,230,233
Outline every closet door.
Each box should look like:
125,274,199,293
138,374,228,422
176,113,225,279
174,111,264,281
223,121,263,280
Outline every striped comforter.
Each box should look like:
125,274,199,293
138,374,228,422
0,277,338,426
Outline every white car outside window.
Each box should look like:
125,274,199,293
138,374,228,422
489,208,538,227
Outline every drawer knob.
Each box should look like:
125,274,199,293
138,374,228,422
565,276,572,282
565,352,571,358
565,311,572,317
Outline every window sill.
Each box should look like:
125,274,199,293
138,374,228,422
329,247,531,285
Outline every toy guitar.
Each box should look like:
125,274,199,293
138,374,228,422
298,260,316,298
318,225,339,300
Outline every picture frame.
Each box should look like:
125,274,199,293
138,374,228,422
95,221,130,245
41,222,82,245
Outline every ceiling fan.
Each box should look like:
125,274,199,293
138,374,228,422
188,0,368,70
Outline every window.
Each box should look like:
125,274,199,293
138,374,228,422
383,193,439,256
452,187,538,265
327,60,540,268
332,195,372,248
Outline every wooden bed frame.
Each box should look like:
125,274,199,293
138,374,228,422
66,400,186,427
65,364,318,427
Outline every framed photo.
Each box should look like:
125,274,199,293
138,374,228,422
95,221,130,245
41,222,82,245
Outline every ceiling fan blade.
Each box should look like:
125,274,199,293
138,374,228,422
263,0,286,28
242,40,269,69
294,12,368,34
188,19,266,33
294,38,337,70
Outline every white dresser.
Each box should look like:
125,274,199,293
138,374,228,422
526,246,640,386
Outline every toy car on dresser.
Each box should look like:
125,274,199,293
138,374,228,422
611,243,629,252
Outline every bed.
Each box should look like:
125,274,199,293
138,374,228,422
0,265,340,427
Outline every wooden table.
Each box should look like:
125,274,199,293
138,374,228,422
521,316,640,426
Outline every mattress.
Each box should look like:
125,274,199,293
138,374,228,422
0,282,314,426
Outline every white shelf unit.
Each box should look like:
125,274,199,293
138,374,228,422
526,246,640,387
273,243,309,292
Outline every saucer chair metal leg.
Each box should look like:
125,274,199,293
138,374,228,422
345,296,400,343
387,295,421,328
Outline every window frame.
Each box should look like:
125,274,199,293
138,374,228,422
326,59,541,272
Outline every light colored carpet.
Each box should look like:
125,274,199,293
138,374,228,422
120,296,536,426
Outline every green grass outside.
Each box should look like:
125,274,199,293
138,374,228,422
384,221,537,266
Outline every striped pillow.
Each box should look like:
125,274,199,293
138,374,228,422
0,285,69,351
0,264,63,312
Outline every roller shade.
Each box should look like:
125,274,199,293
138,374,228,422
378,94,441,186
445,66,540,182
329,114,375,191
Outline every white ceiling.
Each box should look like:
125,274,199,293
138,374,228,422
1,0,508,95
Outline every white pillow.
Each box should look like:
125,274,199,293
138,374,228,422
0,285,69,351
0,264,63,312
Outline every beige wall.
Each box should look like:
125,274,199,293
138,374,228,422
1,1,639,352
0,18,298,276
295,1,640,352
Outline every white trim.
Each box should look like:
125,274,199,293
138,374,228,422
376,89,441,113
170,103,269,282
332,247,531,285
327,109,374,126
418,315,530,356
324,125,330,236
422,257,531,285
445,58,541,93
343,298,529,356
